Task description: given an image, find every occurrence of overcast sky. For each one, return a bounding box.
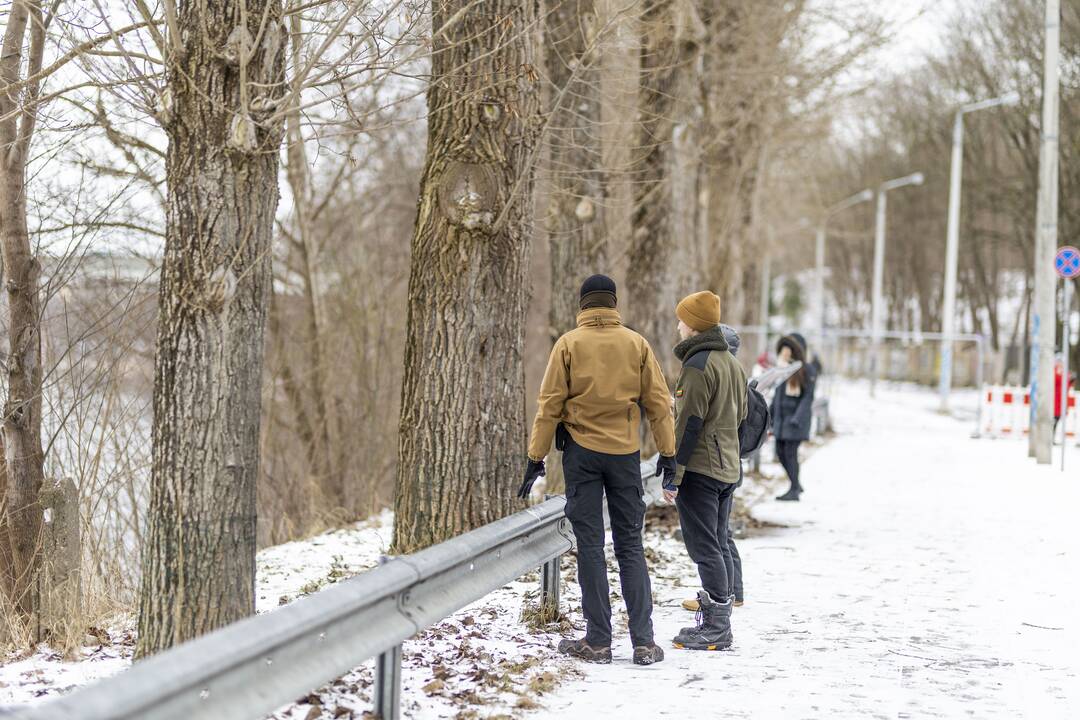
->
[873,0,957,72]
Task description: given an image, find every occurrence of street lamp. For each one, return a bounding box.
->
[938,91,1021,411]
[871,172,924,396]
[816,189,873,345]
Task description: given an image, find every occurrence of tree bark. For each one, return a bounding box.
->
[0,0,49,633]
[137,0,286,657]
[626,0,701,356]
[392,0,542,553]
[546,0,609,339]
[543,0,608,495]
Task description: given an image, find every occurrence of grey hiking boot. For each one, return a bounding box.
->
[632,643,665,665]
[557,637,612,664]
[672,591,733,651]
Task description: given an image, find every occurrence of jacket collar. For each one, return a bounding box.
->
[673,326,728,362]
[576,307,623,328]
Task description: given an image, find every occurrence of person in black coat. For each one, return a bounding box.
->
[771,334,816,501]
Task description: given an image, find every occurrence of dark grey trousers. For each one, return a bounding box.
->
[727,523,743,600]
[563,439,653,647]
[676,471,737,602]
[719,487,744,600]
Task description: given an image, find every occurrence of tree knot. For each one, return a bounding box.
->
[437,161,498,232]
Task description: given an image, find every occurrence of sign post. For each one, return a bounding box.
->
[1054,245,1079,470]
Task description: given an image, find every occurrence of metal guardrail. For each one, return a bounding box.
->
[14,498,573,720]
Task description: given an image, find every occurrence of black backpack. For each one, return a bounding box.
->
[738,379,770,458]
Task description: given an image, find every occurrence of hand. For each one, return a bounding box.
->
[663,487,678,503]
[655,455,676,487]
[518,458,546,500]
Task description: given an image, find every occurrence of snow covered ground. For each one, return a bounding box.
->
[4,380,1077,719]
[0,508,582,719]
[539,381,1080,719]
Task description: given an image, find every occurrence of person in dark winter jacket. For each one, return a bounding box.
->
[681,323,744,614]
[771,334,816,501]
[523,274,675,666]
[788,331,823,379]
[665,292,747,651]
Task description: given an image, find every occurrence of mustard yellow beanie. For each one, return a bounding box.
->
[676,291,721,331]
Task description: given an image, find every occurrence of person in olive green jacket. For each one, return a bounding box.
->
[664,291,747,651]
[521,274,676,667]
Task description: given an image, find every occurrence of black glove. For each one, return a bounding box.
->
[655,455,677,491]
[518,458,546,499]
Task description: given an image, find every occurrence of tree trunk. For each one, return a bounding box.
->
[281,13,343,512]
[137,0,286,657]
[392,0,542,553]
[543,0,609,495]
[626,0,701,357]
[0,0,49,635]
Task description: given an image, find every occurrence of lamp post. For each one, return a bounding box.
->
[816,189,873,346]
[871,172,924,396]
[938,91,1021,412]
[758,224,774,358]
[1032,0,1060,463]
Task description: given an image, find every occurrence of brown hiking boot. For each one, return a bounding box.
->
[557,637,612,664]
[633,644,665,665]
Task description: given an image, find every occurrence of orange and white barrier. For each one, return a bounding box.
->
[980,385,1077,439]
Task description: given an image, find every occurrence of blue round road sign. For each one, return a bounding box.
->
[1056,246,1080,279]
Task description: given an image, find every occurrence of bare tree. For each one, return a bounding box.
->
[0,0,54,636]
[539,0,618,494]
[392,0,542,553]
[136,0,287,656]
[625,0,702,356]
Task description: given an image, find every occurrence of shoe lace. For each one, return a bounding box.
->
[695,608,704,628]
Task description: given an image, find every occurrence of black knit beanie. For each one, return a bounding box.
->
[579,274,617,309]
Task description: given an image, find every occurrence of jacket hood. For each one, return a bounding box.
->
[673,326,728,362]
[576,307,622,328]
[719,324,740,356]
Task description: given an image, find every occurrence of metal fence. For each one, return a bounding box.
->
[12,498,573,720]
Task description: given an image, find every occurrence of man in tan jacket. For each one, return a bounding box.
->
[522,274,676,666]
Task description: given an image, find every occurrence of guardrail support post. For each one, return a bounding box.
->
[374,644,401,720]
[541,554,561,619]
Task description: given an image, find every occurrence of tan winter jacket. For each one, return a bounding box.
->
[528,308,676,460]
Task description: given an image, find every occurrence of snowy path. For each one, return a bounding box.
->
[537,382,1080,719]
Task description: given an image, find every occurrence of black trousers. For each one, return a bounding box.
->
[563,439,653,647]
[675,471,737,602]
[776,439,802,490]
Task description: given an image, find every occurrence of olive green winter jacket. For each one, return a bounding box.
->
[672,327,748,485]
